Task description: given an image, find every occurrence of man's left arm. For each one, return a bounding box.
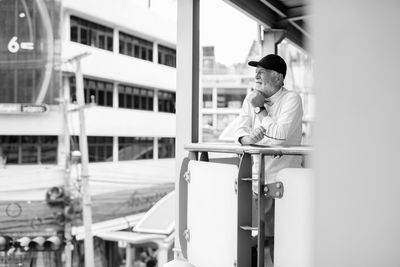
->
[259,93,303,145]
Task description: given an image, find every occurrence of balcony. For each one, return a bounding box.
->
[173,143,312,267]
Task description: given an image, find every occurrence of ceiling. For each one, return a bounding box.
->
[226,0,309,50]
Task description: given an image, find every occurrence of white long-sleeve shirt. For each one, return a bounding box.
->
[234,87,303,184]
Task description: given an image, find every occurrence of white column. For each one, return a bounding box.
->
[153,42,159,64]
[113,29,119,54]
[262,30,285,55]
[125,244,132,267]
[113,81,118,108]
[113,136,118,162]
[313,1,400,266]
[154,89,159,112]
[158,243,170,267]
[165,0,199,265]
[154,137,159,159]
[58,76,71,166]
[212,87,218,132]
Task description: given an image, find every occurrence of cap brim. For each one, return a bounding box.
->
[248,61,259,67]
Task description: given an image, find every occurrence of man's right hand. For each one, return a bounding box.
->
[239,126,266,145]
[248,90,266,107]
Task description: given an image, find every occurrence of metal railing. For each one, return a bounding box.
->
[182,143,313,267]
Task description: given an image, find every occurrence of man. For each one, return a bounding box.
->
[234,54,303,264]
[235,54,303,181]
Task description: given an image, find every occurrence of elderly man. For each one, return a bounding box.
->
[234,54,303,264]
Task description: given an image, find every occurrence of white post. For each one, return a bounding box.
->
[154,138,159,160]
[75,59,95,267]
[158,242,170,267]
[153,42,159,64]
[126,244,132,267]
[113,136,118,162]
[62,76,73,267]
[164,0,199,266]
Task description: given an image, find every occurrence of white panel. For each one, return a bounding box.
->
[0,109,63,135]
[133,192,175,235]
[275,168,315,267]
[61,42,176,91]
[68,106,175,137]
[187,161,238,267]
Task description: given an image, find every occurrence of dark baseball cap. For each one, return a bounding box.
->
[248,54,287,78]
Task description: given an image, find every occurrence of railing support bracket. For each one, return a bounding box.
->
[264,181,284,198]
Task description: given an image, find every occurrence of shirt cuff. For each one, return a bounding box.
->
[234,130,249,144]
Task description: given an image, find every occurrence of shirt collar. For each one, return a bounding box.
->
[265,87,284,106]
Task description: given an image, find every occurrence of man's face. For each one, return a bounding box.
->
[254,66,281,98]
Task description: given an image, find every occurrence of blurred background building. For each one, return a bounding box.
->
[0,0,176,266]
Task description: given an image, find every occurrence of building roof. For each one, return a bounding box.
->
[226,0,309,50]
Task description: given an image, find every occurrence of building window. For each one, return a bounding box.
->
[70,77,113,107]
[118,84,154,111]
[70,16,113,51]
[158,90,175,113]
[119,32,153,62]
[158,45,176,67]
[71,136,113,162]
[88,136,113,162]
[118,137,154,160]
[0,136,57,164]
[158,138,175,158]
[217,88,247,108]
[203,88,213,108]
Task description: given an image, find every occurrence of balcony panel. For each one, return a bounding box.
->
[0,109,63,135]
[62,42,176,91]
[68,106,176,137]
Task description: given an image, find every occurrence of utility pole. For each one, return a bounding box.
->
[67,52,94,267]
[62,76,73,267]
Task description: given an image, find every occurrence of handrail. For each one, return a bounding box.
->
[184,143,313,156]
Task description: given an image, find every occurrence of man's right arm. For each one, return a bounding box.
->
[234,94,266,145]
[234,95,252,144]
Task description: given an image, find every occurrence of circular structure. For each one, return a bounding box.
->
[5,202,22,218]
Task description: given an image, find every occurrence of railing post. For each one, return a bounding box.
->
[237,153,252,267]
[257,154,265,267]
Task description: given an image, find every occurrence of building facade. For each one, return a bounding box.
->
[0,0,176,266]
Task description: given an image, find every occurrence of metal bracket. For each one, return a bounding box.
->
[183,229,190,242]
[184,170,191,183]
[263,181,284,198]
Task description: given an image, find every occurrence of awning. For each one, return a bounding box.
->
[72,212,145,241]
[132,191,175,235]
[96,231,166,244]
[92,192,175,247]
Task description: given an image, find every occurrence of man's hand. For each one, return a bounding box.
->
[239,126,266,145]
[248,90,266,107]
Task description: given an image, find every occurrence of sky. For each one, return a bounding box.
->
[132,0,258,66]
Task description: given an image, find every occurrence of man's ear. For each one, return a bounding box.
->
[278,73,284,82]
[272,73,282,84]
